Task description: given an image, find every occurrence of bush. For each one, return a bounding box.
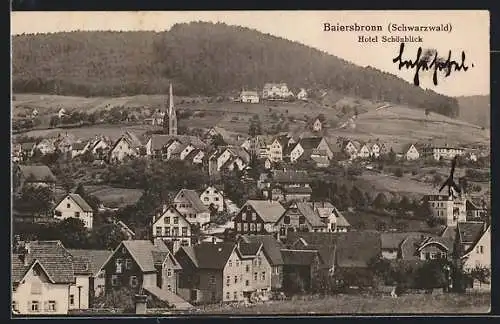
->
[394,168,403,177]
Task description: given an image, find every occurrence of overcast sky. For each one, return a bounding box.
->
[11,11,490,97]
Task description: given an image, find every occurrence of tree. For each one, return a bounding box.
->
[15,185,54,216]
[90,223,128,250]
[49,116,60,127]
[399,195,412,211]
[248,115,262,137]
[416,200,434,219]
[415,259,449,289]
[52,218,90,248]
[432,174,444,188]
[350,186,366,208]
[372,192,388,210]
[394,168,403,178]
[75,183,100,211]
[93,287,135,311]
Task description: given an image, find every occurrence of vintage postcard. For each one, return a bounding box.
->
[11,11,490,316]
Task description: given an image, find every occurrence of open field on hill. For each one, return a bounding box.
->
[195,292,490,314]
[356,171,437,198]
[83,185,143,208]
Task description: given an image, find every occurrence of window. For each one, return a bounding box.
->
[228,260,232,267]
[243,223,248,232]
[167,268,172,277]
[250,223,256,231]
[226,292,230,300]
[181,239,190,246]
[424,252,430,260]
[234,276,238,284]
[164,227,170,236]
[215,197,220,202]
[70,294,75,305]
[246,264,250,272]
[236,260,239,267]
[284,216,290,224]
[252,212,257,221]
[254,272,258,281]
[156,227,162,236]
[165,217,170,224]
[274,267,279,275]
[31,281,42,295]
[204,197,209,202]
[167,284,172,291]
[209,275,216,286]
[130,276,138,287]
[174,217,179,225]
[172,227,179,236]
[246,280,250,286]
[242,212,247,221]
[226,276,230,286]
[116,259,123,273]
[47,300,56,312]
[182,227,188,237]
[299,216,306,225]
[30,301,40,312]
[111,275,119,287]
[67,203,71,208]
[74,211,80,218]
[234,291,238,300]
[261,272,266,281]
[236,223,242,232]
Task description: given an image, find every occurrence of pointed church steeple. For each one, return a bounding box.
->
[168,83,177,136]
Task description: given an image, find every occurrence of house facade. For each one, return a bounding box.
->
[297,88,308,101]
[233,200,285,235]
[240,91,260,103]
[403,144,420,160]
[424,194,467,226]
[275,202,326,240]
[152,205,193,253]
[53,194,94,229]
[312,119,322,132]
[200,186,224,212]
[173,189,211,227]
[422,144,466,161]
[108,137,137,163]
[262,83,293,99]
[461,225,490,271]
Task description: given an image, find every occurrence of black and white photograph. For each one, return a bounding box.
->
[11,10,490,316]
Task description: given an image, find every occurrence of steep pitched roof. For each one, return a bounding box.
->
[298,137,323,150]
[241,90,259,97]
[400,234,454,260]
[458,222,485,244]
[65,193,93,212]
[335,231,381,268]
[117,240,175,273]
[281,249,319,266]
[380,232,427,250]
[21,142,36,150]
[18,165,56,182]
[13,241,76,284]
[272,170,310,184]
[72,142,88,151]
[295,202,324,227]
[245,200,285,223]
[238,242,262,257]
[191,242,236,269]
[149,134,206,151]
[239,234,285,265]
[175,189,210,213]
[124,131,143,148]
[67,249,113,276]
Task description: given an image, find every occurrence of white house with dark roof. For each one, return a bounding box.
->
[200,186,224,212]
[173,189,211,227]
[239,90,260,103]
[108,136,138,163]
[423,194,467,227]
[457,222,490,271]
[152,204,194,253]
[12,241,83,315]
[53,194,94,229]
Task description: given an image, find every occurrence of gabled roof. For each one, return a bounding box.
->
[191,242,236,269]
[241,90,259,97]
[175,189,210,213]
[400,234,454,260]
[458,222,485,244]
[285,232,338,268]
[244,200,285,223]
[149,134,206,151]
[239,234,285,265]
[331,206,350,227]
[58,193,93,212]
[283,186,313,194]
[67,249,113,276]
[380,232,428,250]
[184,148,203,161]
[335,231,381,268]
[18,165,56,182]
[72,142,88,151]
[12,241,76,284]
[272,170,310,184]
[238,242,262,257]
[294,202,324,227]
[466,199,486,210]
[124,131,143,148]
[153,204,189,225]
[21,142,36,150]
[298,137,323,150]
[112,240,175,273]
[281,249,319,266]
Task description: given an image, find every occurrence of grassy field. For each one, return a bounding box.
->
[195,292,490,315]
[84,185,143,208]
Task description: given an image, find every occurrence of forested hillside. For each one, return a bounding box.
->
[13,22,459,117]
[456,95,490,128]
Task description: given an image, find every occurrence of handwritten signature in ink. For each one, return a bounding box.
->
[392,43,473,86]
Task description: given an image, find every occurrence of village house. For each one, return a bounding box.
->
[12,143,22,163]
[458,222,490,271]
[262,83,293,100]
[35,138,57,155]
[12,241,81,315]
[369,141,382,158]
[423,194,467,227]
[313,202,351,233]
[422,140,466,161]
[312,118,322,132]
[144,110,165,126]
[356,143,372,159]
[67,249,113,301]
[55,133,76,155]
[101,239,191,309]
[15,164,57,193]
[173,189,211,227]
[466,198,488,220]
[145,134,206,160]
[297,88,308,101]
[58,108,66,119]
[87,137,110,158]
[233,200,286,235]
[262,170,312,202]
[275,202,326,239]
[237,241,273,297]
[396,143,420,161]
[289,137,333,163]
[239,90,260,103]
[199,186,224,212]
[237,235,286,291]
[380,232,448,260]
[208,146,250,176]
[341,140,360,160]
[152,204,194,253]
[20,142,37,161]
[108,132,142,163]
[71,142,89,158]
[53,193,94,229]
[267,135,290,162]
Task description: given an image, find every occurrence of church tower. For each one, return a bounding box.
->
[168,83,177,136]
